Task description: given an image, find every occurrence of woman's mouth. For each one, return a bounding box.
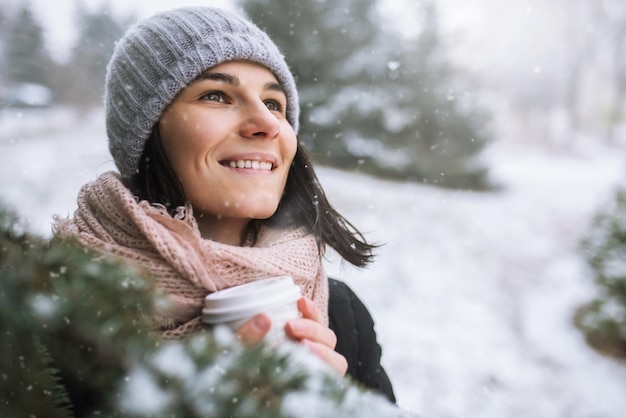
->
[220,159,274,171]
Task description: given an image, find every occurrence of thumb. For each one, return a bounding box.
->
[236,313,271,346]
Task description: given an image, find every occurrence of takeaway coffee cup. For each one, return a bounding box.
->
[202,276,302,344]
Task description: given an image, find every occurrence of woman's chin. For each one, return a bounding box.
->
[224,203,280,221]
[247,206,280,220]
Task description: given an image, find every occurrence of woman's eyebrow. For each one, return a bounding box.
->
[265,81,285,95]
[194,72,239,86]
[193,72,285,95]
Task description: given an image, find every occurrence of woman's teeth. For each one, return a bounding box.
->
[227,160,273,170]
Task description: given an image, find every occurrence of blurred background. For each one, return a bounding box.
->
[2,0,626,187]
[1,0,626,416]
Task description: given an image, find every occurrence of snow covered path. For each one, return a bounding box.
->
[1,108,626,417]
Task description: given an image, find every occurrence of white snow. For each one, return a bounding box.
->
[320,143,626,417]
[1,107,626,417]
[151,342,197,380]
[119,366,173,414]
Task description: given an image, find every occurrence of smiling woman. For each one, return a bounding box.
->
[157,61,297,245]
[53,6,395,404]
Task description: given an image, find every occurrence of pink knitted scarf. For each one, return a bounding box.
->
[54,171,328,338]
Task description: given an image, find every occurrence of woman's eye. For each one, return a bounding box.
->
[200,91,227,102]
[264,99,284,113]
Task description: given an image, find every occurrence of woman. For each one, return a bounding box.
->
[56,6,395,402]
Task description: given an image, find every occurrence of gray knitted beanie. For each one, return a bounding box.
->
[104,6,299,179]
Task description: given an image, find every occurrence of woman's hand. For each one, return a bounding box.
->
[235,297,348,376]
[286,297,348,376]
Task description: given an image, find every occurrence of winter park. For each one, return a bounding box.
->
[2,0,626,417]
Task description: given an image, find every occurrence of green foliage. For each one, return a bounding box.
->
[0,206,157,416]
[241,0,492,189]
[0,204,410,417]
[577,188,626,358]
[0,210,72,417]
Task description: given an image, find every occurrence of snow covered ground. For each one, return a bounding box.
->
[1,107,626,417]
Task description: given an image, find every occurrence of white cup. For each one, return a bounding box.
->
[202,276,302,344]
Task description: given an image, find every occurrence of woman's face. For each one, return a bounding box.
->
[159,61,297,240]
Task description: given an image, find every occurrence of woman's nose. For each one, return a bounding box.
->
[239,101,281,140]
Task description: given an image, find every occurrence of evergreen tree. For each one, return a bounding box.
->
[0,203,412,417]
[3,4,51,87]
[376,2,490,188]
[60,4,132,107]
[240,0,492,189]
[576,188,626,358]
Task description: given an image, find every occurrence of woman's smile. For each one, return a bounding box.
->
[219,152,278,173]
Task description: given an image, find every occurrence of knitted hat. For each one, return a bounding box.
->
[104,6,299,179]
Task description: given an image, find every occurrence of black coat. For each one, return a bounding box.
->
[328,278,396,403]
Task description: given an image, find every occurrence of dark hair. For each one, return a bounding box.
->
[130,125,376,267]
[131,126,186,212]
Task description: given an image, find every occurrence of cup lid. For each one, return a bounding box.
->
[202,276,301,324]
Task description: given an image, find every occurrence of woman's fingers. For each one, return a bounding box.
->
[285,316,337,349]
[234,298,348,375]
[235,313,271,345]
[302,339,349,375]
[285,297,346,375]
[297,296,324,324]
[285,318,345,374]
